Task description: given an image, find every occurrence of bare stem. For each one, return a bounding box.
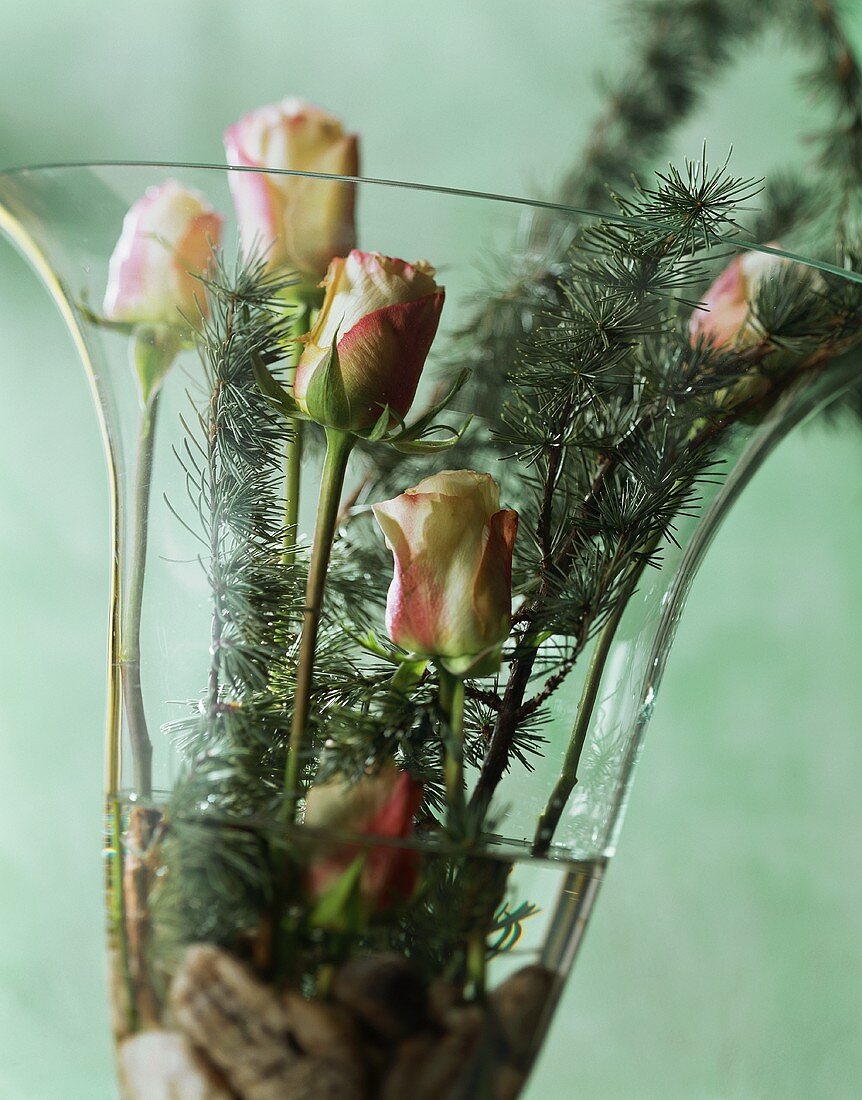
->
[120,392,161,799]
[438,667,467,829]
[531,571,639,856]
[283,422,304,566]
[283,298,315,566]
[284,427,354,816]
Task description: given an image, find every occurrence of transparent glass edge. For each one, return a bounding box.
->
[1,160,859,286]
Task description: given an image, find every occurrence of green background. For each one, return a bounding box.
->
[0,2,860,1096]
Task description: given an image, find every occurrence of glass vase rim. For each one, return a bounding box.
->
[0,158,615,218]
[1,158,858,285]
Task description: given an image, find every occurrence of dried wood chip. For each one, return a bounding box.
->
[488,964,556,1064]
[332,953,428,1042]
[169,945,367,1100]
[169,944,299,1099]
[282,990,365,1075]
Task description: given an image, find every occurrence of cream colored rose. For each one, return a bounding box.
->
[304,763,424,910]
[295,250,444,430]
[103,180,222,327]
[373,470,518,673]
[689,246,789,349]
[224,98,359,275]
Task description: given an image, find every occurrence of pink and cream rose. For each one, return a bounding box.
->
[295,249,445,430]
[103,181,222,328]
[304,764,424,910]
[373,471,518,673]
[224,98,359,275]
[689,245,788,350]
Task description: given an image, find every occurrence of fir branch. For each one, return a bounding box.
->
[153,257,309,958]
[801,0,862,201]
[793,0,862,422]
[560,0,776,211]
[449,0,862,444]
[469,156,862,817]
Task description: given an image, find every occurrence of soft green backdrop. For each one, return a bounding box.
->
[0,2,860,1097]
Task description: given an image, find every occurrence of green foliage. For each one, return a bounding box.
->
[147,0,862,979]
[153,255,301,957]
[470,151,862,811]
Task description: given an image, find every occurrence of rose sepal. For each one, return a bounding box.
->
[79,301,139,335]
[389,657,429,698]
[339,626,429,709]
[254,339,361,432]
[133,324,183,405]
[307,855,365,934]
[437,644,504,680]
[79,302,205,357]
[361,367,472,452]
[253,352,471,453]
[251,351,301,419]
[341,626,421,667]
[387,420,472,454]
[302,336,354,428]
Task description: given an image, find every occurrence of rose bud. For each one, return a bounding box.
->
[103,180,222,328]
[372,470,518,675]
[689,245,788,350]
[304,763,424,910]
[295,250,445,430]
[224,98,359,276]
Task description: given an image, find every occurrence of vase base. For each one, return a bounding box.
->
[106,796,605,1100]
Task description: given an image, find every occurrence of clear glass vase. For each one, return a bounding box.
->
[0,162,856,1100]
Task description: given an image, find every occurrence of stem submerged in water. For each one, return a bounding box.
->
[120,391,161,799]
[532,549,655,856]
[285,427,355,816]
[107,796,135,1032]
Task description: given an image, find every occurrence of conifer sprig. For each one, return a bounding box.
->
[149,1,862,966]
[469,155,862,818]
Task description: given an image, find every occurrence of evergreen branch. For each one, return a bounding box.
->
[468,149,862,816]
[532,536,658,856]
[464,686,503,712]
[559,0,775,211]
[803,0,862,201]
[519,649,579,719]
[153,257,310,958]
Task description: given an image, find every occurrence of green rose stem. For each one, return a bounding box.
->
[119,394,167,1029]
[467,927,487,1000]
[530,601,627,857]
[283,419,303,565]
[531,538,660,856]
[120,390,161,800]
[437,666,467,829]
[284,426,355,817]
[118,328,180,798]
[282,294,318,566]
[439,664,484,994]
[115,329,178,1031]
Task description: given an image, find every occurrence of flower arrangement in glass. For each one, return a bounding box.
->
[2,13,862,1093]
